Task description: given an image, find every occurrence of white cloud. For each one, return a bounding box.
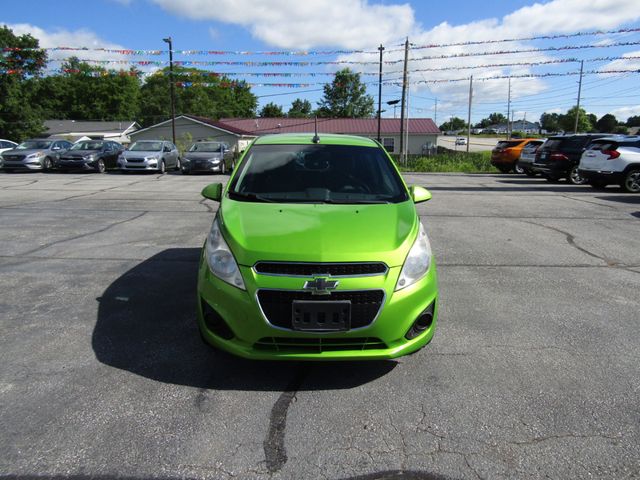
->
[609,105,640,120]
[599,50,640,73]
[151,0,415,49]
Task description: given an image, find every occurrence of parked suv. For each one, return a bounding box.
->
[118,140,180,173]
[491,138,539,173]
[531,134,608,184]
[1,139,72,172]
[56,140,125,173]
[578,136,640,193]
[515,139,545,176]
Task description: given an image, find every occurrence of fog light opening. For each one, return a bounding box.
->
[405,301,435,340]
[201,300,235,340]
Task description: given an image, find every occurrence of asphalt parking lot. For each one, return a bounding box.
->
[1,171,639,480]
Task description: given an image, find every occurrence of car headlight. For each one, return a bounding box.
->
[205,217,245,290]
[84,154,96,161]
[27,151,45,159]
[395,222,432,291]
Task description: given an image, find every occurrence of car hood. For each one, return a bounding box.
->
[2,148,44,156]
[62,150,100,157]
[185,152,223,160]
[123,150,162,157]
[219,199,418,267]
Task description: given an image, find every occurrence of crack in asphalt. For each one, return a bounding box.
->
[199,198,215,213]
[263,368,308,474]
[17,211,148,256]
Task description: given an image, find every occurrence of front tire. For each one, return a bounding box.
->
[220,161,226,175]
[175,157,181,171]
[159,160,166,174]
[96,159,106,173]
[514,163,525,174]
[43,157,53,172]
[621,169,640,193]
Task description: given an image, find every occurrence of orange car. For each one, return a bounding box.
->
[491,138,539,173]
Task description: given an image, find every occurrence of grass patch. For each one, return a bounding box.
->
[393,151,498,173]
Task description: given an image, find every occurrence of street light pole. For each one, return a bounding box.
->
[376,44,384,143]
[163,36,176,145]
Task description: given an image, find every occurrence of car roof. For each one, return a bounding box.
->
[590,135,640,142]
[253,133,379,147]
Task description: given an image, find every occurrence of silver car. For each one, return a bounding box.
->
[516,139,545,176]
[181,141,234,174]
[0,139,73,172]
[118,140,180,173]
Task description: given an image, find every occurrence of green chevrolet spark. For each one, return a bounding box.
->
[197,133,438,360]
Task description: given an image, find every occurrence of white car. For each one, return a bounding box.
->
[455,137,467,146]
[0,139,18,154]
[578,135,640,193]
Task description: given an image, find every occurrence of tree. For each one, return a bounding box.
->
[439,117,467,131]
[488,112,507,125]
[138,68,257,126]
[626,115,640,127]
[559,106,593,133]
[259,102,284,117]
[0,26,48,140]
[316,68,374,118]
[596,114,618,133]
[288,98,312,118]
[540,112,561,132]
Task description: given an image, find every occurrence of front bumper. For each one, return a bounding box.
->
[119,158,161,171]
[197,257,438,360]
[1,159,45,170]
[57,159,97,170]
[182,159,224,173]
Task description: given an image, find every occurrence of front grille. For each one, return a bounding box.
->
[254,262,387,277]
[126,158,145,163]
[4,155,24,161]
[125,165,145,169]
[257,289,384,330]
[254,336,387,353]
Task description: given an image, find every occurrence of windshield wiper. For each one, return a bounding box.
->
[317,198,391,204]
[228,191,276,203]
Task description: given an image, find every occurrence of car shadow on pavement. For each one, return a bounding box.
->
[595,195,640,205]
[92,248,396,392]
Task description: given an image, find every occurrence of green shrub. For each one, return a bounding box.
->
[394,151,497,173]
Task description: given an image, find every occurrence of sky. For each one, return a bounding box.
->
[2,0,640,126]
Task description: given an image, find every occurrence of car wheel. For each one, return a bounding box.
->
[496,165,511,174]
[514,163,525,174]
[220,161,226,175]
[569,166,587,185]
[159,160,166,174]
[621,169,640,193]
[43,157,53,172]
[175,157,181,171]
[524,169,537,177]
[96,159,106,173]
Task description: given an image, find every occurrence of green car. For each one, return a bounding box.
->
[197,133,438,360]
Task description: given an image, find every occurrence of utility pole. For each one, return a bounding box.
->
[399,38,409,165]
[506,76,511,140]
[163,37,176,145]
[574,60,584,134]
[376,44,384,143]
[466,75,473,153]
[434,98,438,126]
[406,73,410,160]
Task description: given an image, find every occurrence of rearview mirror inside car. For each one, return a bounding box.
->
[201,183,223,202]
[409,185,432,204]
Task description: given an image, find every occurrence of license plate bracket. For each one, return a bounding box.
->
[292,300,351,332]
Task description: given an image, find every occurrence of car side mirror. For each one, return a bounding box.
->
[409,185,432,204]
[201,183,223,202]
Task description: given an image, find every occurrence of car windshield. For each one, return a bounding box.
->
[228,144,409,204]
[129,141,163,151]
[189,142,222,152]
[17,140,52,150]
[70,141,104,151]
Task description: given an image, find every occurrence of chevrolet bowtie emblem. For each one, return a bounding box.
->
[303,276,339,295]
